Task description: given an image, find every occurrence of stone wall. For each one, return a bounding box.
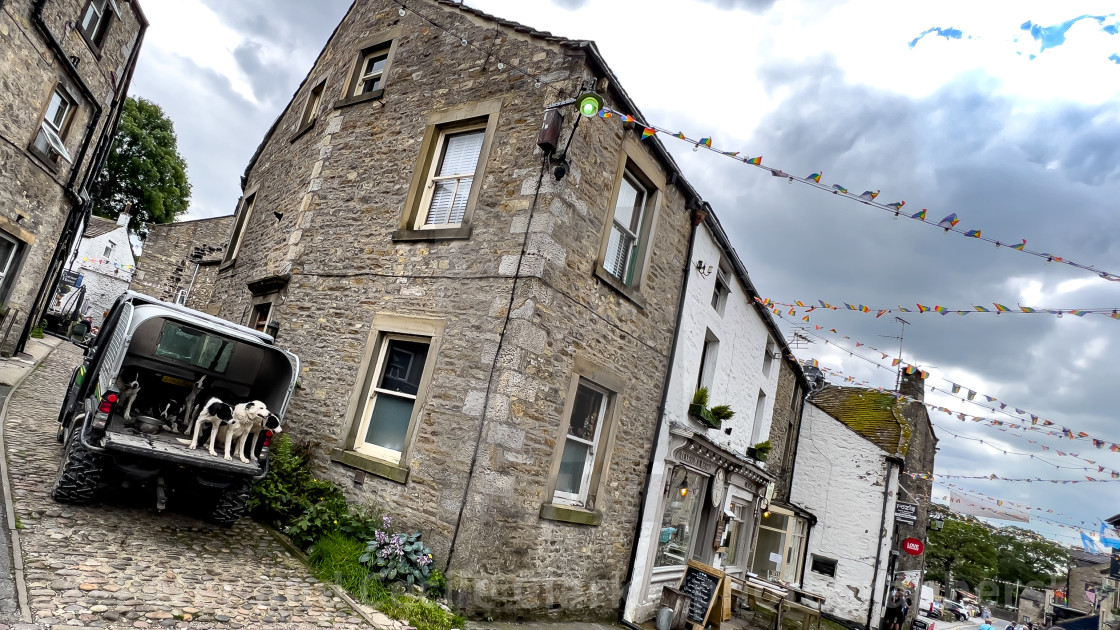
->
[894,371,937,627]
[204,0,693,620]
[130,216,233,309]
[1067,562,1109,613]
[767,358,805,504]
[794,402,898,625]
[0,0,143,353]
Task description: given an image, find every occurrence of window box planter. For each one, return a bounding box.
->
[688,403,720,429]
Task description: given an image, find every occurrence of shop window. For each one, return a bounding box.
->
[723,502,749,568]
[811,555,837,578]
[655,466,706,567]
[751,507,807,582]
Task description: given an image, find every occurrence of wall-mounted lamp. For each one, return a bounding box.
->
[695,260,714,277]
[577,91,604,118]
[930,517,944,531]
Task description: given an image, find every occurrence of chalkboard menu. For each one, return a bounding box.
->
[679,559,725,627]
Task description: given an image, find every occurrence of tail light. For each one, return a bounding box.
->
[262,430,273,448]
[97,392,119,414]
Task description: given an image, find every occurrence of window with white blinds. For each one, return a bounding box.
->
[603,172,649,286]
[418,128,485,228]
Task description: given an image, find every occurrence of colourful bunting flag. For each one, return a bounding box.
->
[917,304,930,313]
[966,229,982,238]
[967,390,977,400]
[721,151,739,157]
[876,310,887,318]
[938,213,960,230]
[833,184,848,194]
[891,358,901,366]
[933,306,947,314]
[973,305,990,312]
[994,303,1012,313]
[807,172,822,183]
[598,110,612,119]
[641,127,656,139]
[746,156,762,165]
[919,370,929,379]
[885,201,905,211]
[951,384,961,393]
[699,137,712,148]
[859,190,879,201]
[1013,239,1026,251]
[675,132,686,140]
[1020,306,1036,313]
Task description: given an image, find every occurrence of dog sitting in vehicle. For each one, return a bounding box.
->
[114,369,142,421]
[182,397,235,456]
[246,413,282,461]
[180,375,207,435]
[154,399,185,432]
[215,401,271,463]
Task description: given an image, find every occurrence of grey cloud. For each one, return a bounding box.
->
[549,0,589,9]
[697,0,779,13]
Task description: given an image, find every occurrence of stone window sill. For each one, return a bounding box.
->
[27,144,62,174]
[592,265,647,310]
[539,502,602,526]
[289,118,316,143]
[391,226,472,242]
[334,88,385,111]
[218,259,236,272]
[330,448,409,484]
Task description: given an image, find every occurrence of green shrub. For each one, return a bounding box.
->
[692,387,709,407]
[709,405,735,421]
[359,515,434,587]
[248,433,346,537]
[426,569,446,598]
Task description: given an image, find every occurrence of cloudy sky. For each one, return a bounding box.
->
[129,0,1120,550]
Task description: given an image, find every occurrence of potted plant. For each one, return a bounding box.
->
[688,388,725,429]
[747,440,772,462]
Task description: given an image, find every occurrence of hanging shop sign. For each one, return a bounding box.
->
[895,502,918,525]
[903,538,925,556]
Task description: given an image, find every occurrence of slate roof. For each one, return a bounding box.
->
[810,386,911,457]
[1069,548,1109,566]
[83,216,121,239]
[1020,588,1045,603]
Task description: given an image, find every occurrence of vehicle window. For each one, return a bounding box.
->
[154,321,234,373]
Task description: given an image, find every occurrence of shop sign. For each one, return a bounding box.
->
[677,450,716,473]
[903,537,924,556]
[895,501,918,525]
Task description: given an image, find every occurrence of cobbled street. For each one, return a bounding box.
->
[1,342,373,629]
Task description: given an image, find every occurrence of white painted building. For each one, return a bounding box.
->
[623,210,798,623]
[791,387,909,628]
[61,214,135,326]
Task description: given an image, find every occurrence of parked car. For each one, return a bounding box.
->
[51,291,299,525]
[942,601,969,622]
[922,601,943,619]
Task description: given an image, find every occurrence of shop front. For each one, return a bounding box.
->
[626,424,773,623]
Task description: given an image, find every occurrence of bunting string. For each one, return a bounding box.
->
[597,106,1120,284]
[80,257,135,271]
[776,310,1120,449]
[930,482,1105,530]
[756,296,1120,321]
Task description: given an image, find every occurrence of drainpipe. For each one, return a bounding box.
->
[867,457,900,630]
[18,0,148,353]
[617,198,705,630]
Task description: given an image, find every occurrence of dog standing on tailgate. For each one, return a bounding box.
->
[183,397,235,456]
[114,369,142,421]
[179,375,207,435]
[246,413,282,461]
[216,401,271,463]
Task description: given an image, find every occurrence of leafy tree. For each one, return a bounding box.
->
[992,527,1068,595]
[925,518,998,591]
[90,97,190,236]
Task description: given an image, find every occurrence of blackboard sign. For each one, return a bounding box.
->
[679,559,724,627]
[60,270,82,288]
[895,502,917,525]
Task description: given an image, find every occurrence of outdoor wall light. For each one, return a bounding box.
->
[577,91,604,117]
[680,477,689,498]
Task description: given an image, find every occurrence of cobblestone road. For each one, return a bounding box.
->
[1,343,373,629]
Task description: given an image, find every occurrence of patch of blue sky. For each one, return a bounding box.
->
[909,26,964,49]
[1020,14,1116,52]
[1110,53,1120,64]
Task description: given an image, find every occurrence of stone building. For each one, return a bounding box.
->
[622,209,809,623]
[57,212,133,326]
[204,0,715,619]
[0,0,147,354]
[129,216,233,313]
[792,386,911,627]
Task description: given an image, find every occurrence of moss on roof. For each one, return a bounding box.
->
[811,386,911,457]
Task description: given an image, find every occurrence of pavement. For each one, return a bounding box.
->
[0,341,399,629]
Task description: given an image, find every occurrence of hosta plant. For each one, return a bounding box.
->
[358,516,435,587]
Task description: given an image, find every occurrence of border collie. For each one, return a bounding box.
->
[114,369,141,421]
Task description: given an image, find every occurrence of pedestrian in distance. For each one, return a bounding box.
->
[885,589,906,630]
[983,607,992,622]
[979,621,995,630]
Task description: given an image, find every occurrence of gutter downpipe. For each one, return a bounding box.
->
[18,0,148,353]
[867,457,901,630]
[617,198,705,630]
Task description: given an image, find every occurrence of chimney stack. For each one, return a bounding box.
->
[899,370,925,402]
[116,212,130,227]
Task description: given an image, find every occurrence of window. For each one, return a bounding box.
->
[103,242,115,257]
[79,0,117,50]
[751,508,808,582]
[339,31,399,108]
[762,338,776,378]
[154,322,234,373]
[175,289,187,305]
[32,88,74,164]
[811,555,837,578]
[712,265,730,313]
[604,172,650,286]
[250,303,271,332]
[395,99,501,241]
[222,192,256,265]
[301,81,325,126]
[594,137,665,300]
[354,335,431,464]
[0,232,23,303]
[655,466,706,567]
[353,47,389,96]
[553,381,611,506]
[415,127,485,229]
[697,331,719,392]
[751,389,768,443]
[724,502,749,567]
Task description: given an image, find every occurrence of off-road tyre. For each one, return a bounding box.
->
[208,480,252,527]
[51,430,102,504]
